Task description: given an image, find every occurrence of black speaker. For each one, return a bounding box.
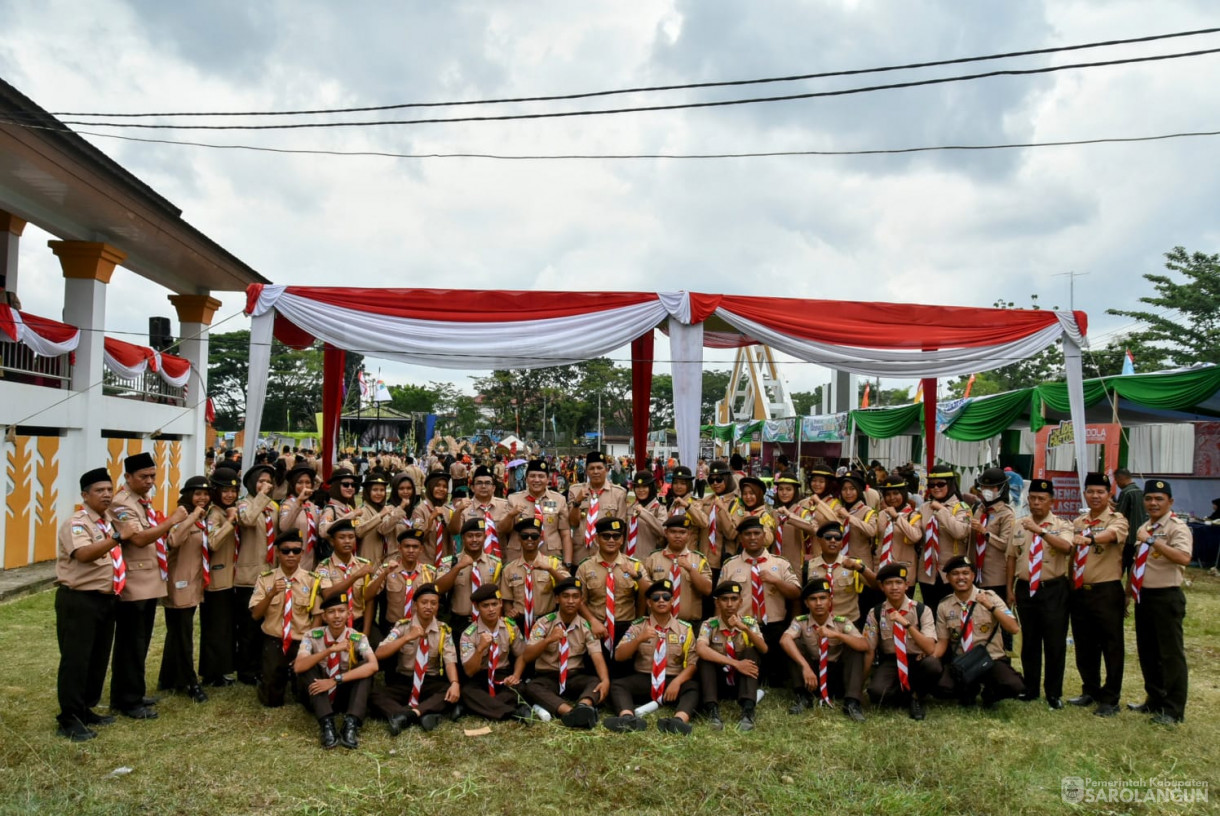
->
[149,316,173,351]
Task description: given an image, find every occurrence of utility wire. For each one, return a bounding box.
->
[45,26,1220,118]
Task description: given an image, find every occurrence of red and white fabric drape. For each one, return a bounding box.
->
[0,306,79,356]
[102,336,191,387]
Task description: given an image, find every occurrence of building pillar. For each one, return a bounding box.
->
[0,211,25,296]
[50,240,126,518]
[169,293,221,479]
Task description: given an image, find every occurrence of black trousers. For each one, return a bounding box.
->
[697,646,760,707]
[1135,587,1188,721]
[55,587,116,725]
[980,584,1013,651]
[460,669,523,720]
[302,664,371,720]
[1014,577,1069,699]
[110,597,158,710]
[757,622,788,688]
[867,654,943,704]
[258,634,301,707]
[522,671,603,714]
[372,674,453,718]
[158,606,199,691]
[1069,581,1125,705]
[199,588,235,680]
[856,587,884,629]
[918,579,952,615]
[233,586,261,680]
[936,654,1025,702]
[602,621,632,678]
[788,646,865,702]
[608,672,699,717]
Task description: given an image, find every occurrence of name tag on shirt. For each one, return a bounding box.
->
[175,580,189,589]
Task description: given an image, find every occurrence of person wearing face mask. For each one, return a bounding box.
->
[916,470,972,614]
[969,468,1016,652]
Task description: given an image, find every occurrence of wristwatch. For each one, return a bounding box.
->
[334,672,344,685]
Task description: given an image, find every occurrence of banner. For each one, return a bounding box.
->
[762,418,795,443]
[935,397,972,434]
[800,414,847,442]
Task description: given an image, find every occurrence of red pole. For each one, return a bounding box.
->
[922,377,937,470]
[630,332,654,471]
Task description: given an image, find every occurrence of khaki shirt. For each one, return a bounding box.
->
[317,500,358,541]
[411,499,454,564]
[626,497,668,561]
[351,503,392,565]
[278,497,322,572]
[236,493,278,587]
[382,616,455,676]
[863,598,935,657]
[204,506,237,592]
[528,612,598,673]
[917,499,972,583]
[620,615,697,675]
[697,615,765,657]
[164,516,209,609]
[719,552,799,623]
[499,555,570,620]
[315,555,372,618]
[575,553,644,623]
[249,567,329,639]
[458,618,524,672]
[695,488,740,569]
[877,507,922,586]
[570,483,629,560]
[841,502,879,571]
[109,486,167,601]
[803,553,864,621]
[935,588,1011,660]
[642,547,711,621]
[507,489,570,561]
[437,552,503,616]
[382,563,438,622]
[297,626,374,672]
[1008,512,1073,582]
[972,501,1015,587]
[56,507,117,593]
[455,497,513,556]
[1137,515,1192,590]
[784,614,858,662]
[1072,508,1130,585]
[773,503,812,567]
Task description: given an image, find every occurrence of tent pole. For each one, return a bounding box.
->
[922,377,937,471]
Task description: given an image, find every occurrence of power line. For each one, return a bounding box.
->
[33,47,1220,131]
[44,26,1220,119]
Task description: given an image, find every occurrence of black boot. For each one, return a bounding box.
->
[842,698,866,722]
[738,702,756,732]
[339,715,361,749]
[704,704,723,731]
[788,691,812,715]
[387,712,412,736]
[319,717,339,749]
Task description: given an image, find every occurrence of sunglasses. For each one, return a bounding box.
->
[600,533,623,540]
[708,476,726,484]
[820,535,843,542]
[338,482,356,489]
[928,481,949,488]
[519,534,541,541]
[279,547,303,555]
[651,593,673,602]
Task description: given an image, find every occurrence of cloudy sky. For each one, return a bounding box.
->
[2,0,1217,401]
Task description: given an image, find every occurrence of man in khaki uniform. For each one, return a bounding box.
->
[696,581,767,731]
[363,529,438,632]
[1005,478,1073,708]
[294,593,379,749]
[371,583,460,734]
[933,556,1023,707]
[499,517,570,633]
[521,576,609,729]
[54,468,122,741]
[641,515,712,625]
[1067,472,1129,717]
[863,563,940,720]
[108,452,187,719]
[448,466,514,561]
[781,578,869,721]
[803,521,875,623]
[316,519,376,634]
[568,452,629,563]
[507,459,572,563]
[458,585,529,722]
[436,517,503,634]
[576,517,645,675]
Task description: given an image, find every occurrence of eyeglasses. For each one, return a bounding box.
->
[820,535,843,542]
[928,481,949,488]
[473,480,494,487]
[708,476,725,484]
[600,533,623,540]
[338,482,355,489]
[651,593,673,602]
[279,547,303,555]
[519,534,541,541]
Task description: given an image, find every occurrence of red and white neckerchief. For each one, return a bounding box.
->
[196,517,211,589]
[706,501,719,554]
[557,620,571,694]
[893,612,910,692]
[138,497,169,581]
[1028,522,1047,596]
[324,630,342,701]
[401,568,419,619]
[585,489,602,548]
[531,495,545,524]
[817,632,830,703]
[722,625,737,687]
[824,563,836,602]
[841,506,854,548]
[99,518,126,595]
[470,560,483,622]
[1073,519,1101,589]
[409,633,428,708]
[665,551,683,613]
[602,560,616,645]
[281,576,294,654]
[975,509,990,584]
[263,504,277,564]
[333,559,355,625]
[433,505,447,567]
[626,514,638,557]
[1130,521,1160,602]
[960,601,976,652]
[879,516,895,569]
[923,514,940,579]
[774,509,785,552]
[487,635,501,697]
[522,559,536,632]
[747,556,766,623]
[303,502,317,554]
[481,505,501,558]
[650,622,668,703]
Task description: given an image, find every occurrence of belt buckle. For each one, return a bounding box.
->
[1083,584,1093,591]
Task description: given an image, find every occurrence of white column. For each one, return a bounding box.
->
[170,294,221,479]
[0,211,23,295]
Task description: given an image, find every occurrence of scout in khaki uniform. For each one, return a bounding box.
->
[499,517,570,633]
[772,472,816,566]
[641,515,713,625]
[351,470,394,565]
[916,470,972,614]
[249,531,330,707]
[690,460,739,576]
[932,556,1024,707]
[1004,478,1073,708]
[364,528,438,637]
[781,578,869,721]
[412,471,454,565]
[876,476,923,594]
[448,465,514,562]
[830,473,881,620]
[159,476,214,703]
[316,519,375,634]
[696,581,767,731]
[199,467,240,687]
[436,517,504,634]
[802,521,875,624]
[568,452,629,564]
[54,468,122,741]
[385,472,420,545]
[459,585,530,723]
[862,563,940,720]
[521,577,610,729]
[732,476,779,551]
[279,465,322,571]
[605,579,699,734]
[804,467,842,531]
[317,468,361,541]
[507,459,573,563]
[1127,480,1193,725]
[372,583,460,733]
[235,464,279,685]
[108,452,188,720]
[576,517,645,676]
[294,593,379,749]
[1067,472,1129,717]
[625,471,668,561]
[969,468,1016,651]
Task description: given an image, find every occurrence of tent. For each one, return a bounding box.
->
[241,284,1090,484]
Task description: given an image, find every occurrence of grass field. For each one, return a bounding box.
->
[1,572,1217,816]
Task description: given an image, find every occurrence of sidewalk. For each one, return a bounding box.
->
[0,561,56,603]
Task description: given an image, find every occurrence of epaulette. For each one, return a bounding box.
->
[576,557,592,567]
[633,616,646,625]
[309,628,324,637]
[542,611,558,623]
[705,617,721,628]
[488,553,502,564]
[626,556,641,564]
[833,615,846,622]
[308,571,321,579]
[350,632,364,641]
[674,618,693,631]
[439,622,452,634]
[355,556,370,564]
[260,569,275,577]
[463,623,479,637]
[795,614,809,622]
[395,617,409,625]
[506,619,520,632]
[741,615,758,626]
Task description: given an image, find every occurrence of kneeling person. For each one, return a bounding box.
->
[459,584,529,722]
[522,577,610,729]
[696,581,768,731]
[293,593,379,749]
[863,563,940,720]
[371,583,459,733]
[781,578,869,721]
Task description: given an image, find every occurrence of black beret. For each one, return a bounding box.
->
[645,578,674,599]
[320,593,348,610]
[473,465,494,481]
[1083,472,1111,489]
[586,451,606,465]
[595,517,624,534]
[1027,478,1054,495]
[736,516,764,534]
[712,581,742,598]
[943,555,973,574]
[210,467,241,490]
[181,475,210,494]
[413,582,440,601]
[631,471,655,487]
[554,576,582,595]
[397,528,425,543]
[514,517,543,534]
[875,562,910,584]
[738,476,767,494]
[817,521,844,538]
[242,464,275,495]
[124,452,156,474]
[327,518,355,537]
[801,578,832,599]
[470,584,501,604]
[276,530,303,547]
[1144,479,1172,497]
[460,517,486,535]
[424,470,449,487]
[671,466,694,481]
[708,460,731,477]
[526,459,549,474]
[663,514,691,529]
[80,467,112,491]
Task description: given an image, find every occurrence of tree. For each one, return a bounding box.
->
[701,369,732,423]
[1107,246,1220,368]
[650,373,674,430]
[388,383,437,415]
[946,296,1064,398]
[791,387,823,416]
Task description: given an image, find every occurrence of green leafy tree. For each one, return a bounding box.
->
[791,387,823,416]
[1107,246,1220,367]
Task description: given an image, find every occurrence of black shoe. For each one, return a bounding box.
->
[142,695,160,706]
[83,710,115,726]
[843,699,866,722]
[1047,697,1063,710]
[560,704,597,730]
[56,718,96,742]
[909,698,926,721]
[449,704,464,722]
[1017,691,1038,702]
[738,711,756,732]
[1093,703,1119,718]
[604,714,647,733]
[119,705,158,720]
[657,717,692,735]
[704,704,723,731]
[511,704,533,725]
[387,713,411,736]
[788,693,812,715]
[1127,701,1149,713]
[1150,713,1180,726]
[207,676,236,688]
[1067,694,1094,707]
[319,717,339,749]
[187,685,208,704]
[419,713,443,732]
[339,716,360,749]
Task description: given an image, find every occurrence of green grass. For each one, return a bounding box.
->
[2,572,1218,816]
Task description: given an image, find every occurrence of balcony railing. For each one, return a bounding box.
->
[0,341,72,389]
[103,369,186,406]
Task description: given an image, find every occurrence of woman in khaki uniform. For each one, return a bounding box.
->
[877,475,923,597]
[627,472,668,561]
[158,476,215,703]
[199,467,240,686]
[235,464,278,684]
[279,465,321,571]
